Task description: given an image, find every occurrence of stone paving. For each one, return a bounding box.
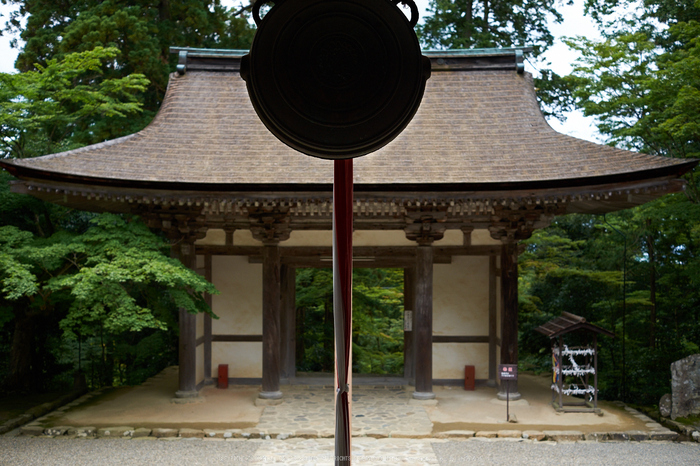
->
[3,372,696,445]
[255,385,434,439]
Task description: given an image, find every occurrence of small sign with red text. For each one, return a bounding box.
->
[498,364,518,380]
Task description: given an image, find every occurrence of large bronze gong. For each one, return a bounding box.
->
[241,0,430,159]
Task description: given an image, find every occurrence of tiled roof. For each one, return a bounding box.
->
[2,49,694,190]
[534,312,615,339]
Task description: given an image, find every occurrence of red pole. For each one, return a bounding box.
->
[333,159,353,465]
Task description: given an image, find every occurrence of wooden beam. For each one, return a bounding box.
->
[274,257,451,268]
[195,245,500,257]
[432,335,489,343]
[211,334,263,342]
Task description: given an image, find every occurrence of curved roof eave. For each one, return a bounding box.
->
[1,48,697,211]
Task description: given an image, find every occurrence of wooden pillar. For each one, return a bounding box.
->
[260,243,282,399]
[414,245,435,399]
[403,267,416,381]
[498,240,521,400]
[204,254,213,383]
[172,239,198,398]
[488,254,498,387]
[280,264,296,379]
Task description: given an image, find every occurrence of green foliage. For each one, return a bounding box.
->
[5,0,256,124]
[558,0,700,199]
[351,269,405,375]
[417,0,567,56]
[521,3,700,406]
[0,213,217,336]
[0,46,149,158]
[0,211,217,392]
[520,196,700,404]
[0,0,255,395]
[295,268,405,375]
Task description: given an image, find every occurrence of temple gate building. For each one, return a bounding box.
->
[1,48,695,401]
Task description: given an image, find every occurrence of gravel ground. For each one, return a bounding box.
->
[2,437,699,465]
[0,438,262,466]
[432,439,700,465]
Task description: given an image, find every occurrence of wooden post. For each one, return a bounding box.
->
[498,241,521,400]
[260,243,282,399]
[413,244,435,399]
[488,254,498,387]
[404,267,415,381]
[204,254,213,383]
[280,264,296,379]
[594,333,598,409]
[173,239,198,398]
[558,335,564,409]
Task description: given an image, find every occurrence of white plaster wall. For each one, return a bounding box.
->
[211,255,262,334]
[433,256,489,335]
[472,229,501,245]
[210,255,263,378]
[196,312,204,339]
[284,230,332,246]
[432,255,490,379]
[436,229,463,246]
[197,229,226,245]
[212,342,263,378]
[234,229,263,246]
[353,230,414,246]
[196,344,205,384]
[433,343,489,379]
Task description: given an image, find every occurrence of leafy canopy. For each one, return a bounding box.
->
[4,0,255,120]
[418,0,568,56]
[0,46,148,158]
[0,213,217,337]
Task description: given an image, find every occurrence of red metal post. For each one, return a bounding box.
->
[333,159,353,465]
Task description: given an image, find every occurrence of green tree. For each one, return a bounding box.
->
[0,212,217,392]
[524,2,700,405]
[0,46,148,158]
[417,0,567,56]
[0,0,255,394]
[295,268,405,375]
[4,0,256,135]
[519,197,700,404]
[557,0,700,193]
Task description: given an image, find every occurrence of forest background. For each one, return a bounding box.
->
[0,0,698,409]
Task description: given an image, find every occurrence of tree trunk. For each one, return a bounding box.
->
[464,0,473,43]
[8,309,40,393]
[646,222,657,349]
[482,0,490,37]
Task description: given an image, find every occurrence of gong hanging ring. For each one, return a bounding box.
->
[241,0,431,160]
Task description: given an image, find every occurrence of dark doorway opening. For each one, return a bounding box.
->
[295,268,405,376]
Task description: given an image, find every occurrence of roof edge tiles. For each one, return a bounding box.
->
[1,158,694,193]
